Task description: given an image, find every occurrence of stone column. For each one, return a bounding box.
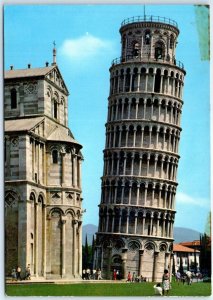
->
[73,154,77,187]
[152,72,156,93]
[160,75,164,93]
[73,220,78,276]
[127,100,131,119]
[121,183,125,203]
[142,212,146,234]
[128,183,132,205]
[126,211,129,234]
[156,128,159,149]
[149,128,152,146]
[143,100,147,119]
[42,204,47,278]
[134,213,138,234]
[141,128,144,147]
[34,202,38,277]
[118,129,122,147]
[107,246,112,279]
[122,248,128,279]
[32,139,35,180]
[154,155,158,177]
[61,217,66,277]
[129,72,133,92]
[106,213,109,232]
[167,76,170,94]
[61,152,66,186]
[136,183,140,206]
[138,154,142,176]
[125,129,129,147]
[121,99,125,119]
[138,249,144,276]
[135,99,139,118]
[144,184,148,206]
[145,73,148,92]
[118,212,122,233]
[150,213,154,235]
[164,103,168,122]
[158,186,162,207]
[153,251,159,281]
[131,154,134,175]
[137,72,141,91]
[146,154,150,176]
[123,155,127,175]
[165,252,170,270]
[156,214,160,236]
[158,103,161,121]
[133,129,136,147]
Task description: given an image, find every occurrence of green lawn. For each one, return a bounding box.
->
[5,281,211,297]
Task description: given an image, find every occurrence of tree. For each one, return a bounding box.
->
[82,234,89,269]
[172,255,176,274]
[194,248,197,273]
[199,233,211,276]
[187,256,190,271]
[179,254,184,275]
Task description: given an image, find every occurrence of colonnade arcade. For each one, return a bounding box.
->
[46,207,82,278]
[98,206,175,238]
[103,150,179,181]
[108,96,182,127]
[101,178,176,209]
[109,66,184,98]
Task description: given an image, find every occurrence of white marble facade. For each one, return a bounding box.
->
[95,16,186,281]
[5,58,83,279]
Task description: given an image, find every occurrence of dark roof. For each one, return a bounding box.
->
[173,244,200,253]
[4,66,55,79]
[5,117,44,132]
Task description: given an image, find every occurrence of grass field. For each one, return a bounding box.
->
[5,281,211,297]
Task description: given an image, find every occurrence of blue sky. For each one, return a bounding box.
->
[4,4,210,233]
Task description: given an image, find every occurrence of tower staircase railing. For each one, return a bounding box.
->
[121,15,178,28]
[111,55,184,70]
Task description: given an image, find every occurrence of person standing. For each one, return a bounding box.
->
[113,269,117,280]
[175,270,181,284]
[16,266,22,281]
[97,269,102,280]
[127,271,132,282]
[25,264,31,280]
[162,269,170,296]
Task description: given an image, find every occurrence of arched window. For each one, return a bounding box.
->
[132,41,140,57]
[53,100,57,119]
[11,88,17,109]
[144,30,151,45]
[155,41,165,60]
[52,150,58,164]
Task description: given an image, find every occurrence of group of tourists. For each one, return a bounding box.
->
[175,270,202,285]
[11,265,31,281]
[126,271,147,283]
[82,268,102,280]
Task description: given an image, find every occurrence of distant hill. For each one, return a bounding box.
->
[82,224,98,245]
[82,224,201,245]
[173,227,201,243]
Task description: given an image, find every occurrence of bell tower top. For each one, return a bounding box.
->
[118,15,183,70]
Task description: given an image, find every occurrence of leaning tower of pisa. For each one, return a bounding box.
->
[94,15,186,281]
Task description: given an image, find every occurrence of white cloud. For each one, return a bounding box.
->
[176,192,209,208]
[59,33,114,62]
